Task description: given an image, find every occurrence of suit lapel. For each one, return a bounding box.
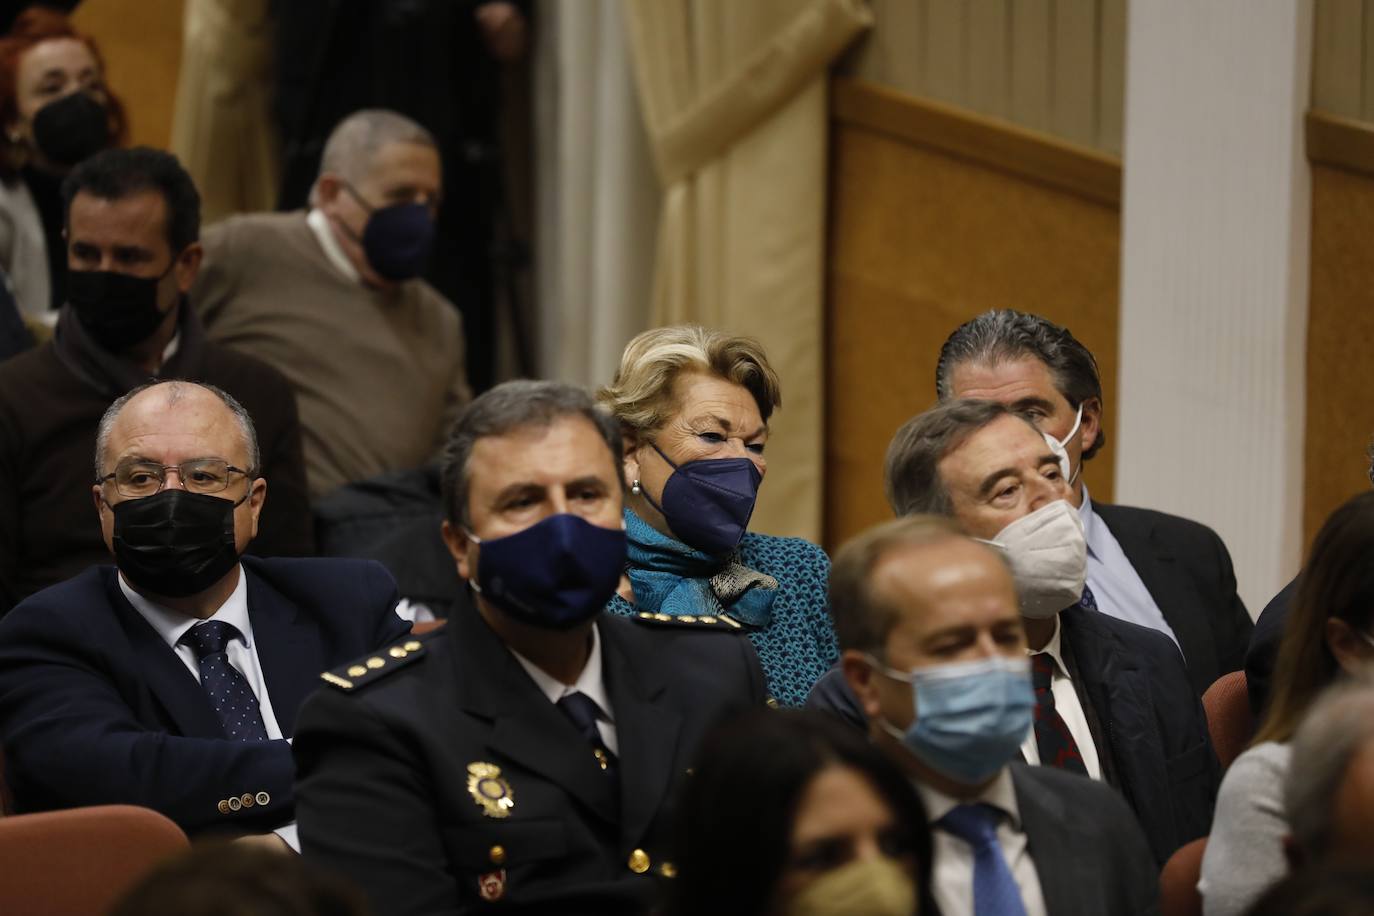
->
[600,618,681,849]
[450,610,620,826]
[247,569,323,736]
[109,578,223,738]
[1011,765,1100,916]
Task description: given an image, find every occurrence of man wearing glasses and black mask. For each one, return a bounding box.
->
[0,146,312,614]
[0,380,409,848]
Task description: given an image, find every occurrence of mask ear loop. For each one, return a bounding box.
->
[636,440,678,516]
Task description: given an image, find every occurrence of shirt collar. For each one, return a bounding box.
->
[118,565,252,650]
[509,624,613,721]
[915,766,1022,829]
[306,208,362,284]
[1078,485,1100,555]
[1026,613,1068,678]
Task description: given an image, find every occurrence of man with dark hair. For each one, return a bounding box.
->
[0,147,312,613]
[936,309,1251,696]
[812,399,1219,866]
[832,515,1159,914]
[0,381,407,843]
[294,380,766,916]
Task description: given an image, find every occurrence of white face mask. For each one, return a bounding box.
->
[979,499,1086,619]
[1043,403,1084,487]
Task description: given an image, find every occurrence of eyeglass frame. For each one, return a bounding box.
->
[95,457,256,499]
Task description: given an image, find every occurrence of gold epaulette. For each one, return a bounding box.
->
[320,633,431,691]
[630,610,743,630]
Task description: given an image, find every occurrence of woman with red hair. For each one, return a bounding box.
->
[0,6,125,326]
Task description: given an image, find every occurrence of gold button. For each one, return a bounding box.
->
[256,791,271,806]
[638,612,653,619]
[217,799,230,814]
[227,796,242,811]
[653,613,670,622]
[240,793,255,808]
[628,849,650,874]
[765,697,780,709]
[389,646,408,659]
[366,657,385,669]
[404,640,422,652]
[699,616,717,624]
[348,665,367,677]
[489,845,506,865]
[658,861,678,878]
[679,615,697,623]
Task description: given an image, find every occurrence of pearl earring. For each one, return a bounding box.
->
[631,479,641,494]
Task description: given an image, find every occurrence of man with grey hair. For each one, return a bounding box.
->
[811,398,1218,865]
[1285,678,1374,864]
[0,380,409,844]
[936,309,1251,697]
[194,108,471,501]
[294,380,765,915]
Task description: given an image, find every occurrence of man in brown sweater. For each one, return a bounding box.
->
[192,109,471,502]
[0,148,313,614]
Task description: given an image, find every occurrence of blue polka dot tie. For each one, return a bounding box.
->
[179,621,269,742]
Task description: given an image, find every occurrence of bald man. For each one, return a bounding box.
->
[193,109,471,501]
[0,380,409,842]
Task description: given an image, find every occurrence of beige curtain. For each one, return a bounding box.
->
[169,0,280,225]
[622,0,871,543]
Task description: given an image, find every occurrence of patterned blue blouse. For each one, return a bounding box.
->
[605,529,840,708]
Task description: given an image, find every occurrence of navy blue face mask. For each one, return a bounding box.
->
[342,183,435,281]
[641,441,762,555]
[468,513,627,630]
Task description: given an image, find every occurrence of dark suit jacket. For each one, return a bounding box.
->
[1243,577,1296,719]
[294,606,768,916]
[0,557,407,834]
[806,608,1219,866]
[1093,502,1252,696]
[1010,763,1160,915]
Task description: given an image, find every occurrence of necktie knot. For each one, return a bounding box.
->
[179,620,242,659]
[938,803,1003,849]
[1079,583,1098,611]
[1030,652,1055,691]
[556,691,604,738]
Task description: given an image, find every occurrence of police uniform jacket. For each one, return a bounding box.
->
[293,604,768,916]
[0,557,408,834]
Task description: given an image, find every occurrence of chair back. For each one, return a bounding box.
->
[1160,836,1208,916]
[1203,670,1253,771]
[0,805,189,916]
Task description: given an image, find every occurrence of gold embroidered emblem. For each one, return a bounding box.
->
[467,762,515,818]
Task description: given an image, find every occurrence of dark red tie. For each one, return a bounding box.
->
[1030,653,1088,775]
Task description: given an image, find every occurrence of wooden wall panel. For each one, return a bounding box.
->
[825,80,1121,548]
[850,0,1124,154]
[1304,160,1374,548]
[73,0,183,149]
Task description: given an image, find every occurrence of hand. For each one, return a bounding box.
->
[234,832,293,854]
[475,2,527,62]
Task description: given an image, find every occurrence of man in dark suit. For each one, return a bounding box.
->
[833,514,1158,914]
[293,380,767,915]
[0,380,408,846]
[819,398,1218,866]
[937,309,1252,696]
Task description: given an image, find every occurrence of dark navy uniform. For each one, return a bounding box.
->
[293,606,767,915]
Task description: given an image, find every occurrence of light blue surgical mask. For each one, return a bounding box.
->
[867,655,1035,785]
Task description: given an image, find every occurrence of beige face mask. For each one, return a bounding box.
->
[786,856,918,916]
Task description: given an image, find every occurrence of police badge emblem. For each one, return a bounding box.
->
[478,868,507,901]
[467,762,515,818]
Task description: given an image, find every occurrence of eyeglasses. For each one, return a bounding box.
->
[97,458,250,498]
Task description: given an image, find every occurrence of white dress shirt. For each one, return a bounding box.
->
[510,624,618,755]
[119,566,299,850]
[305,208,361,283]
[1080,487,1182,651]
[1020,615,1102,780]
[918,768,1049,916]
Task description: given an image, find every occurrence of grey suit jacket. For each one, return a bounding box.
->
[1011,763,1160,916]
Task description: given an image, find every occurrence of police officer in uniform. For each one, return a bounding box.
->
[294,380,767,915]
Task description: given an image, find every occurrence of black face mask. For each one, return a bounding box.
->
[68,266,173,352]
[111,489,245,598]
[31,91,110,167]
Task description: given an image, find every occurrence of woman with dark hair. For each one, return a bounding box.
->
[668,708,935,916]
[1199,490,1374,916]
[0,5,126,325]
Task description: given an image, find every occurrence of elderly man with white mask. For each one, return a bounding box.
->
[810,398,1219,869]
